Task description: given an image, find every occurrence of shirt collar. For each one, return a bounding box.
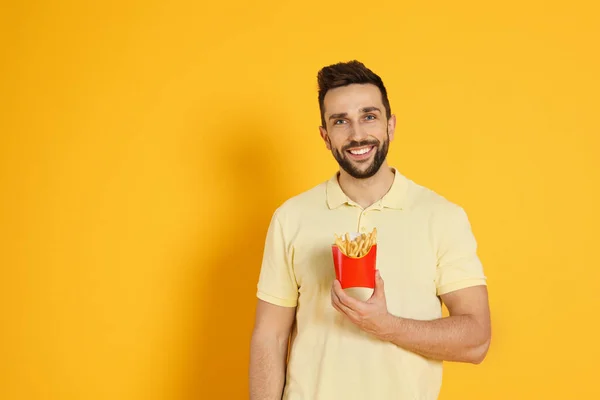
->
[326,167,409,210]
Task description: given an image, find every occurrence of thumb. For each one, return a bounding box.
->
[373,270,385,298]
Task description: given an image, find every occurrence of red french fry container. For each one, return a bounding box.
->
[332,244,377,289]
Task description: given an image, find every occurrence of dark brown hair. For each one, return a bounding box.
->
[317,60,391,128]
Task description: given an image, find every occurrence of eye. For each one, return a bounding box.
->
[365,114,376,121]
[334,119,346,125]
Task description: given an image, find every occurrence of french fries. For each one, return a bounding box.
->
[334,228,377,258]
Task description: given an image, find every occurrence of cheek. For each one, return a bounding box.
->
[328,133,347,149]
[370,122,387,133]
[370,127,388,141]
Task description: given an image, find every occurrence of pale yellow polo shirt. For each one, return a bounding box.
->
[256,168,487,400]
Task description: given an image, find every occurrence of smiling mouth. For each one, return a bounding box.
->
[346,145,375,156]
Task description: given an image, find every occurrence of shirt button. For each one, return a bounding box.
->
[360,226,367,232]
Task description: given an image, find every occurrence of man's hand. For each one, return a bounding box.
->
[330,270,390,336]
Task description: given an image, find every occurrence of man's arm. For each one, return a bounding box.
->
[331,274,491,364]
[376,204,491,363]
[249,299,296,400]
[376,285,491,364]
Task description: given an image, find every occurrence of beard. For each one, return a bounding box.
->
[331,131,390,179]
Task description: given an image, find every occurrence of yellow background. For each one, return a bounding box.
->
[1,1,599,399]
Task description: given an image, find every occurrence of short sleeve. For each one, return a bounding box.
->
[435,205,487,296]
[256,211,299,307]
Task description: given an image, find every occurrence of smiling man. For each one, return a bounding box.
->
[249,60,491,400]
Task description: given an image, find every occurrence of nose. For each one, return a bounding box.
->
[348,123,369,141]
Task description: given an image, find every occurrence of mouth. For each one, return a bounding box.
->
[346,145,376,161]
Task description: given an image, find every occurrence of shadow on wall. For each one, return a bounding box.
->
[177,117,292,399]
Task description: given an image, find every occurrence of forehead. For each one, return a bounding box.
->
[323,83,383,115]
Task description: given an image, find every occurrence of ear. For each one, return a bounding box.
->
[319,125,331,150]
[387,114,397,141]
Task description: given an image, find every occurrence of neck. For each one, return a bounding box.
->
[337,162,395,209]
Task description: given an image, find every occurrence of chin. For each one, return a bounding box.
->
[345,164,380,179]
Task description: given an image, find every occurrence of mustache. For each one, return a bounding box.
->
[342,140,380,152]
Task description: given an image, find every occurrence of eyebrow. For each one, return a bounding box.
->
[328,107,381,120]
[329,112,348,120]
[361,106,381,114]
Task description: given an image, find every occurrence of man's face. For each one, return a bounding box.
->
[319,83,395,179]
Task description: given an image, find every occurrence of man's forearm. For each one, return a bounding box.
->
[376,314,490,364]
[249,334,289,400]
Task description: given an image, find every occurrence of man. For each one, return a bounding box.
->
[249,60,491,400]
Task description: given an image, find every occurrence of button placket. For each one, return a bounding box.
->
[358,209,369,233]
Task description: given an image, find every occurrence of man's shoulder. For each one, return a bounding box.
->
[272,179,328,221]
[404,177,474,241]
[405,176,466,217]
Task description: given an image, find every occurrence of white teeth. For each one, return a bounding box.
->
[350,147,371,155]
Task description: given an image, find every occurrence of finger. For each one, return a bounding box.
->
[331,295,348,316]
[332,279,351,303]
[332,280,347,305]
[370,270,386,300]
[375,269,385,293]
[333,280,365,311]
[331,284,356,317]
